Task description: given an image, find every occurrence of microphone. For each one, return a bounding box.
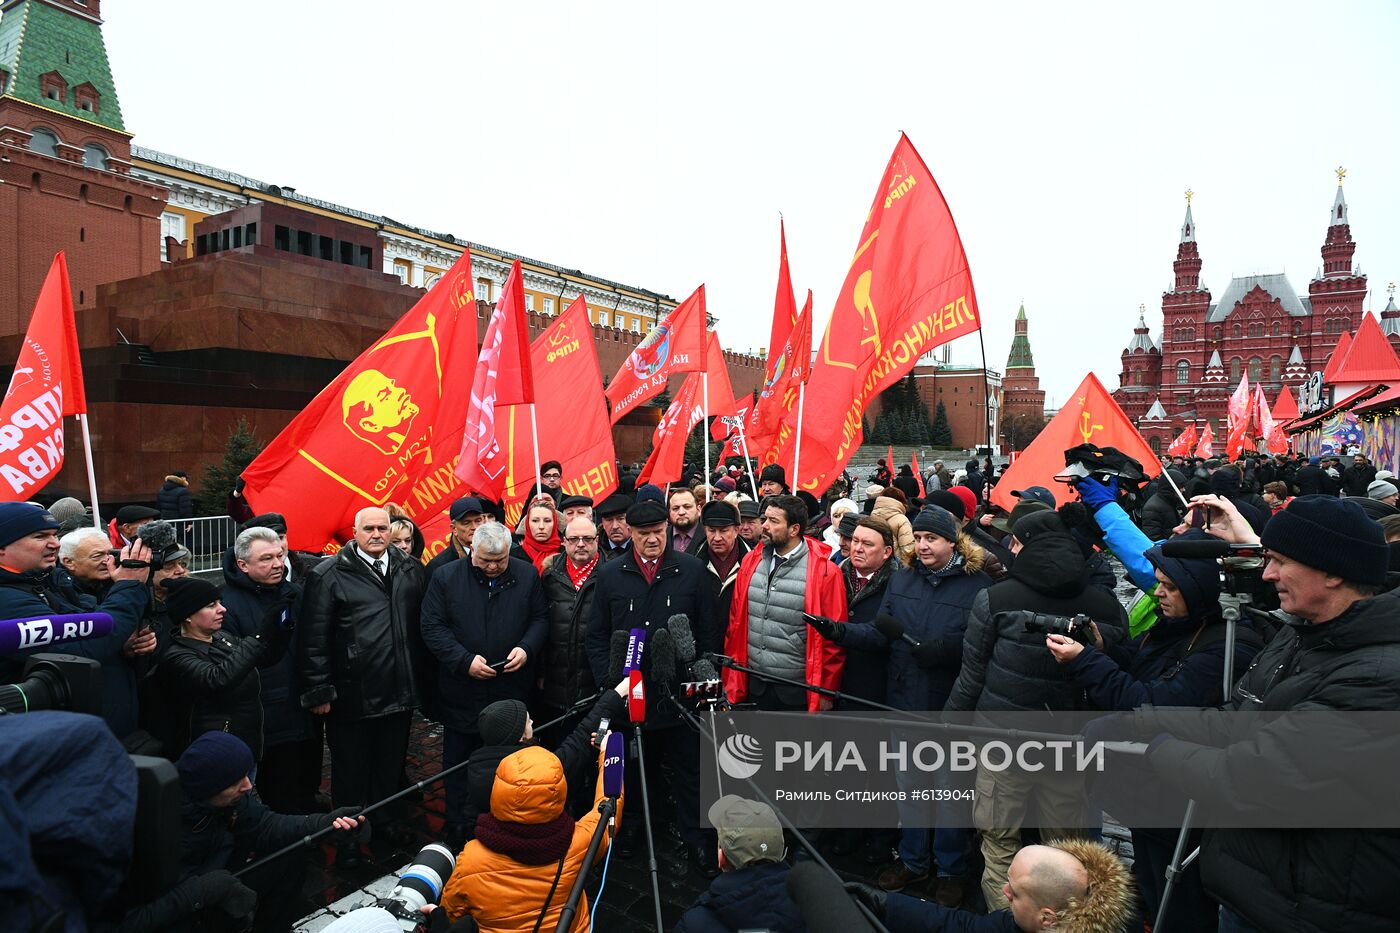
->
[702,652,737,670]
[623,627,647,675]
[135,520,178,562]
[1159,538,1265,559]
[873,612,920,648]
[602,730,625,798]
[689,658,720,682]
[666,613,696,663]
[649,627,677,689]
[785,861,879,933]
[607,629,631,683]
[628,669,645,723]
[0,613,114,654]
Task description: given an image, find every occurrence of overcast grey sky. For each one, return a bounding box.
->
[105,1,1399,407]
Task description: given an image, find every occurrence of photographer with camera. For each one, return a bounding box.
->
[944,507,1128,911]
[0,503,153,741]
[1046,529,1263,927]
[119,730,364,932]
[1119,494,1400,932]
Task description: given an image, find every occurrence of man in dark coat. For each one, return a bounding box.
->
[220,525,320,814]
[693,499,751,624]
[537,515,602,752]
[419,519,548,845]
[584,498,721,869]
[424,496,489,579]
[892,463,922,502]
[1128,495,1400,933]
[298,506,424,864]
[595,493,633,562]
[0,503,151,741]
[1343,452,1378,498]
[944,508,1127,911]
[1138,468,1186,540]
[155,471,194,521]
[961,459,986,503]
[675,796,805,933]
[1295,456,1334,496]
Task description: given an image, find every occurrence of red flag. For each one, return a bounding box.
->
[887,445,894,478]
[1195,422,1215,459]
[1255,384,1288,455]
[782,134,981,492]
[0,253,86,499]
[1225,374,1252,461]
[765,219,798,386]
[990,373,1161,513]
[242,251,479,552]
[456,261,536,501]
[495,295,618,528]
[748,290,814,456]
[1166,423,1197,458]
[911,450,926,498]
[637,332,735,487]
[607,285,707,423]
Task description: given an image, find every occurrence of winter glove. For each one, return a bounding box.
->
[803,613,846,643]
[1081,712,1138,747]
[1074,474,1119,512]
[190,869,257,921]
[842,881,887,919]
[909,639,948,670]
[255,592,297,638]
[324,806,364,837]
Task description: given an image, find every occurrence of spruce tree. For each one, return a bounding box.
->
[931,401,953,446]
[196,418,264,516]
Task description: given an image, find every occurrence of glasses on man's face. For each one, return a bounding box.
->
[564,535,597,545]
[543,472,562,480]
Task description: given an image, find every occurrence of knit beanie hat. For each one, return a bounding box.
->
[1260,495,1389,586]
[911,505,960,542]
[947,485,977,519]
[162,576,221,624]
[1145,530,1223,619]
[924,490,966,521]
[0,502,59,547]
[478,699,529,746]
[177,731,254,801]
[1368,480,1398,500]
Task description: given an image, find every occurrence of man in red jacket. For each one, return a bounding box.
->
[723,495,847,711]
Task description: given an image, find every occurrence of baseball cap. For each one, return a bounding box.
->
[707,795,785,869]
[1011,486,1056,508]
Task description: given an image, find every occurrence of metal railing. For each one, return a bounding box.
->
[180,515,239,573]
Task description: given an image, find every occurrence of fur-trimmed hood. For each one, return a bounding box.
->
[1047,837,1135,933]
[163,474,189,487]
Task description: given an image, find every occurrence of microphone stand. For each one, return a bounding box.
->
[552,796,618,933]
[666,695,892,933]
[631,719,667,932]
[234,689,608,879]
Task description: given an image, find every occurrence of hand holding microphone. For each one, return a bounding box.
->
[803,612,846,642]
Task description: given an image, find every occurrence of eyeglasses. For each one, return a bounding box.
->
[543,472,562,479]
[564,535,597,545]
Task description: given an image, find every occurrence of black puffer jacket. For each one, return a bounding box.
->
[944,521,1127,714]
[156,476,194,520]
[219,548,310,747]
[298,545,424,721]
[1137,591,1400,932]
[1138,490,1183,542]
[418,556,548,732]
[158,620,285,760]
[673,862,805,933]
[538,554,599,712]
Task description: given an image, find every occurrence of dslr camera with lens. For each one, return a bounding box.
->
[1019,612,1095,644]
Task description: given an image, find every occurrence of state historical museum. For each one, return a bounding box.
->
[1112,179,1396,451]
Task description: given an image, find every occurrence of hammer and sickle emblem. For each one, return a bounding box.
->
[1078,410,1105,444]
[853,270,883,357]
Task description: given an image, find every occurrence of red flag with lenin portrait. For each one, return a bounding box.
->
[750,290,814,460]
[638,331,736,485]
[455,261,535,502]
[0,253,86,500]
[607,285,707,423]
[989,372,1160,513]
[498,294,618,526]
[777,134,982,492]
[241,251,480,552]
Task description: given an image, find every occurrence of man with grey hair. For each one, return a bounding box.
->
[420,519,548,846]
[56,526,115,602]
[300,507,426,863]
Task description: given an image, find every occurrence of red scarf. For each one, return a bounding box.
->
[566,555,597,589]
[521,531,559,574]
[474,810,576,865]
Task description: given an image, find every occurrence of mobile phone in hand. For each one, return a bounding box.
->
[488,659,509,672]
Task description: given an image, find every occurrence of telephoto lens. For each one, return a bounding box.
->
[387,843,457,914]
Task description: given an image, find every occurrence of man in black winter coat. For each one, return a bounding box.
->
[944,509,1127,911]
[299,506,424,862]
[1138,468,1186,541]
[1343,452,1378,497]
[155,471,194,521]
[675,796,806,933]
[537,516,602,747]
[420,520,548,842]
[1124,495,1400,933]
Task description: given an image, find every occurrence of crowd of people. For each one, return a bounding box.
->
[2,443,1398,932]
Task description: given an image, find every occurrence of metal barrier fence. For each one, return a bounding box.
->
[182,515,239,572]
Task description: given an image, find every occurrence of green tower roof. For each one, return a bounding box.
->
[0,0,125,132]
[1007,304,1034,369]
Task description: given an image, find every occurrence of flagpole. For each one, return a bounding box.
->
[702,372,711,486]
[77,413,102,527]
[792,383,806,491]
[736,417,759,497]
[530,404,542,500]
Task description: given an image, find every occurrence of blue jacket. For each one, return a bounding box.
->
[673,862,807,933]
[886,893,1018,932]
[843,549,992,712]
[0,566,148,737]
[419,556,548,732]
[218,547,310,747]
[1090,501,1156,592]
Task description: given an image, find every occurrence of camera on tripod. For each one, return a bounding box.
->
[1021,612,1095,644]
[0,653,102,716]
